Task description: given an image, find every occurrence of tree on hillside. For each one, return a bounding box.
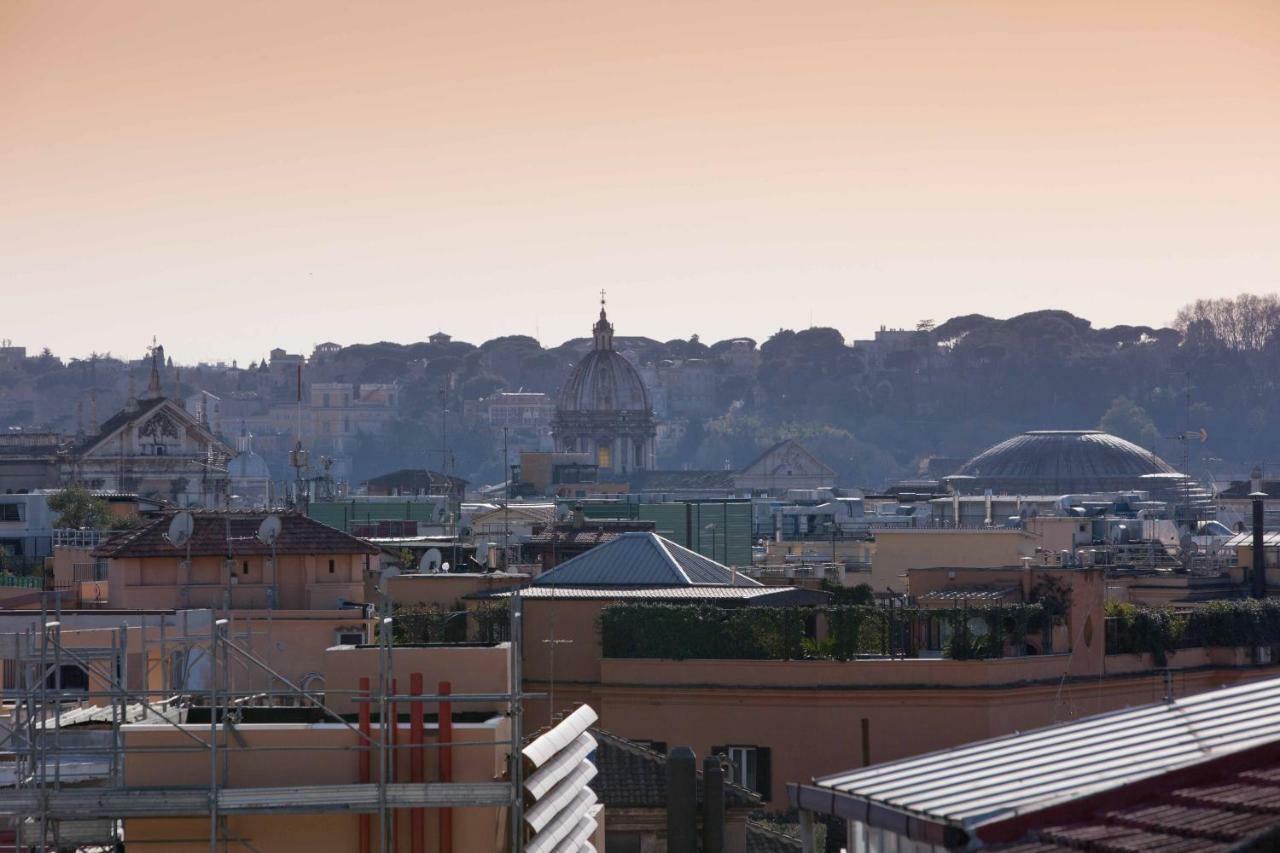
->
[1099,397,1161,449]
[1173,293,1280,351]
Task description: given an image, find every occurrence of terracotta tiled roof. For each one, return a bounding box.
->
[996,764,1280,851]
[92,512,379,558]
[746,821,803,853]
[588,728,760,809]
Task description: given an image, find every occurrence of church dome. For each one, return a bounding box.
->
[945,430,1178,495]
[228,450,271,480]
[557,304,651,414]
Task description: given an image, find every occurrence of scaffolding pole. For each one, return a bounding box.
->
[3,601,532,853]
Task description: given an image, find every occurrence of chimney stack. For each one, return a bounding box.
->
[701,754,725,853]
[1251,490,1268,599]
[666,747,697,853]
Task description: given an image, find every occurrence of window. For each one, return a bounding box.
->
[45,664,89,693]
[0,504,21,522]
[335,630,364,646]
[713,745,772,799]
[241,561,249,575]
[328,559,336,574]
[154,445,166,456]
[727,746,757,791]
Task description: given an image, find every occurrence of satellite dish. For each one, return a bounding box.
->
[256,515,282,547]
[421,548,443,573]
[166,512,194,548]
[441,561,451,573]
[967,617,989,637]
[377,565,401,595]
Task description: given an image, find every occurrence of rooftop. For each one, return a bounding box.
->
[92,511,379,558]
[946,430,1178,495]
[793,675,1280,847]
[997,762,1280,851]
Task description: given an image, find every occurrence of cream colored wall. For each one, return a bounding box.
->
[871,529,1037,590]
[322,643,512,717]
[1025,516,1090,554]
[107,552,370,611]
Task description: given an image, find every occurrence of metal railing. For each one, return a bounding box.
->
[52,529,111,548]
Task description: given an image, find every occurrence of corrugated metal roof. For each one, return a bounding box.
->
[811,675,1280,831]
[1224,532,1280,548]
[532,532,761,588]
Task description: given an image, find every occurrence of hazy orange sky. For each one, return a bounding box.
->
[3,1,1279,362]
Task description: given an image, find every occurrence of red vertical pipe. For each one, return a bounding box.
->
[439,681,453,853]
[358,676,371,853]
[410,673,425,853]
[391,677,400,851]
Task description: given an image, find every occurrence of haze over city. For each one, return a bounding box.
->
[5,0,1280,362]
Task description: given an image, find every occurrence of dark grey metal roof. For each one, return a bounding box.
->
[532,532,762,588]
[488,586,830,604]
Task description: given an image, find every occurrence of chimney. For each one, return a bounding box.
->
[702,755,725,853]
[666,747,697,853]
[571,503,585,529]
[1251,490,1268,599]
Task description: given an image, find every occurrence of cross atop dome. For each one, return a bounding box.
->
[592,290,614,351]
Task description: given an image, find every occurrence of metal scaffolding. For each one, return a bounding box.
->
[0,592,532,853]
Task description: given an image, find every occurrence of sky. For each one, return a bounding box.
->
[3,1,1279,364]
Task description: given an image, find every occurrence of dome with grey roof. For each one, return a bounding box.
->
[551,298,656,474]
[557,306,651,413]
[228,449,270,480]
[944,430,1178,495]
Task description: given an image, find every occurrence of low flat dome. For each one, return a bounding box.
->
[558,349,650,413]
[946,430,1178,495]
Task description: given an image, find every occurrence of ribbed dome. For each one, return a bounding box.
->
[946,430,1178,495]
[557,302,651,414]
[559,349,650,413]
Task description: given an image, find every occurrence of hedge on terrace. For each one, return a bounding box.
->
[1106,599,1280,665]
[599,603,1050,661]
